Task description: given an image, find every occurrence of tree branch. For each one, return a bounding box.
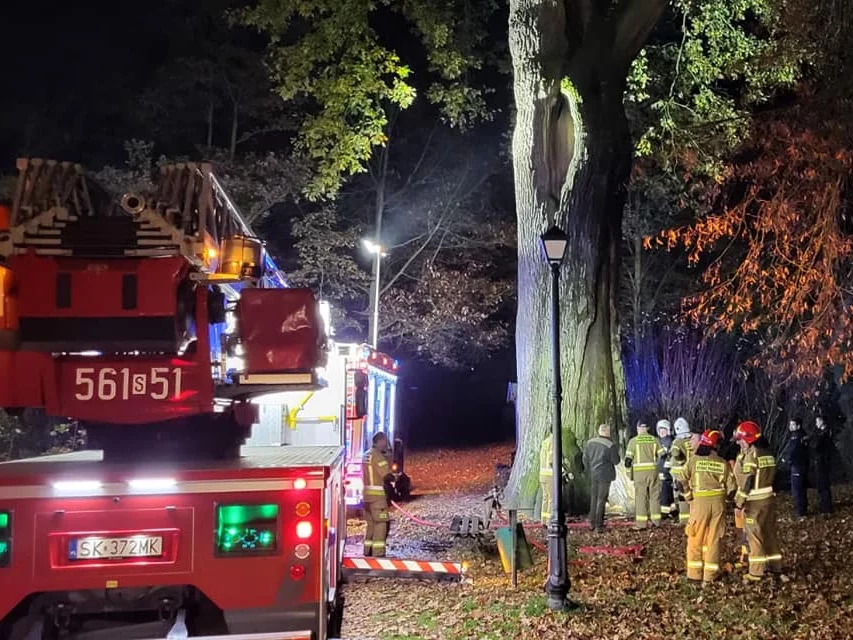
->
[611,0,668,71]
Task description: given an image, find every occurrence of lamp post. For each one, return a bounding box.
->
[540,224,569,611]
[362,238,387,348]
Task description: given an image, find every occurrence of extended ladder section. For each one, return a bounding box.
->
[0,158,327,429]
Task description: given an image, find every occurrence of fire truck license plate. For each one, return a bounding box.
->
[69,536,163,560]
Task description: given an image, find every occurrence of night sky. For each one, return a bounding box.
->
[2,0,517,451]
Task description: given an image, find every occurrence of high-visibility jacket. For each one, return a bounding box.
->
[539,437,553,482]
[683,451,736,500]
[363,446,390,502]
[625,434,664,473]
[669,436,693,484]
[735,444,776,506]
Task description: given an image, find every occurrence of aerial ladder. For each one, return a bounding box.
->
[0,157,328,461]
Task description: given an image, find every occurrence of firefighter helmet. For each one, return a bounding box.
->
[656,419,672,435]
[734,421,761,444]
[699,429,723,448]
[674,417,690,437]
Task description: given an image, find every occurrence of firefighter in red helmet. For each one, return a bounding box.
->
[682,429,736,584]
[734,420,783,581]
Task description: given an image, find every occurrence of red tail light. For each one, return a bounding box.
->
[290,564,306,580]
[296,521,313,539]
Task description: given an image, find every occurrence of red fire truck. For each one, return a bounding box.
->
[0,159,346,639]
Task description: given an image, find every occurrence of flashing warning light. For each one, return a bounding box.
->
[293,478,307,490]
[295,501,311,517]
[391,463,399,472]
[128,478,177,491]
[53,481,102,494]
[216,504,280,554]
[290,564,306,580]
[295,521,313,539]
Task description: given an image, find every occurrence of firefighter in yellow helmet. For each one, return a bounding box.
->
[682,430,736,584]
[626,420,666,528]
[539,433,553,524]
[362,432,392,557]
[734,420,783,581]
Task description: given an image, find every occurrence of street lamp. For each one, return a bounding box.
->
[362,238,387,348]
[540,224,569,611]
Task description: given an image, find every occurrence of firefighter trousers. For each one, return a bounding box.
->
[363,498,389,557]
[540,475,553,524]
[734,508,749,564]
[744,498,782,576]
[633,470,661,526]
[685,496,725,582]
[660,475,675,516]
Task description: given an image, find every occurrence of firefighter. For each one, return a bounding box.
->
[669,417,694,525]
[780,418,809,517]
[625,420,665,529]
[734,420,783,581]
[656,419,676,520]
[730,437,750,567]
[539,434,553,524]
[362,432,392,557]
[813,415,835,514]
[682,429,736,584]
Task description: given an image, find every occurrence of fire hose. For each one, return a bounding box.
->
[389,500,445,528]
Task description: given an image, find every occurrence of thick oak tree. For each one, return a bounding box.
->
[504,0,667,507]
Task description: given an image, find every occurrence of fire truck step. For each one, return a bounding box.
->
[342,556,466,581]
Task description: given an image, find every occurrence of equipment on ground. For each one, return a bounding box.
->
[0,158,348,639]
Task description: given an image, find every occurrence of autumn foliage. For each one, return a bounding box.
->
[652,121,853,384]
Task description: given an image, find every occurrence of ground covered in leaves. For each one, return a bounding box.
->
[340,443,853,639]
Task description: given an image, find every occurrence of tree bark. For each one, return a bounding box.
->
[506,0,658,512]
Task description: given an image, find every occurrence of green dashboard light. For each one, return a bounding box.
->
[0,513,8,530]
[216,504,279,555]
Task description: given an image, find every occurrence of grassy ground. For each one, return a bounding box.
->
[341,444,853,640]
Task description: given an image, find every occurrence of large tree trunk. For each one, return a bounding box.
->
[506,0,657,513]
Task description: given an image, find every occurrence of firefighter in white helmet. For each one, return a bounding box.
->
[656,419,676,520]
[670,417,696,525]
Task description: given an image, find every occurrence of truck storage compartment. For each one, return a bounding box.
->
[9,254,192,353]
[237,289,327,373]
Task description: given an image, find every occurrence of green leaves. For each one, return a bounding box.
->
[239,0,499,199]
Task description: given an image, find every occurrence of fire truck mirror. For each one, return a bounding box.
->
[354,370,368,418]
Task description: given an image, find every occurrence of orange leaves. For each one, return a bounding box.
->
[650,121,853,384]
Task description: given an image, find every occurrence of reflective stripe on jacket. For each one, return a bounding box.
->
[683,452,736,501]
[669,437,693,483]
[736,445,776,503]
[626,434,664,472]
[363,447,390,499]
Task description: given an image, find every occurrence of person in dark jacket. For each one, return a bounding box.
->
[813,416,834,514]
[656,419,676,520]
[582,424,621,531]
[781,418,809,517]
